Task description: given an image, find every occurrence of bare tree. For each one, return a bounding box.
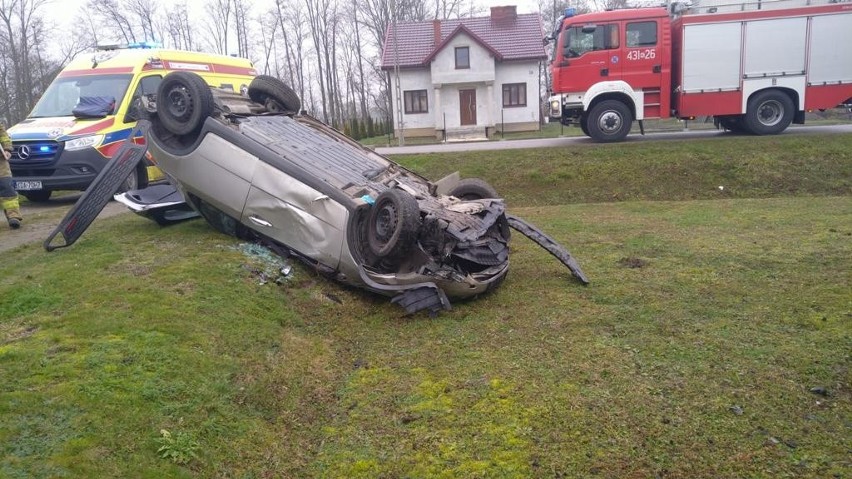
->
[87,0,139,43]
[126,0,159,41]
[204,0,232,55]
[163,1,196,50]
[0,0,57,123]
[233,0,251,58]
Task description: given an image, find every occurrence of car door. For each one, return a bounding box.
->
[241,161,347,269]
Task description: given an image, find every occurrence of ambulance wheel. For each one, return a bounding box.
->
[743,90,794,135]
[248,75,301,113]
[587,100,632,142]
[118,162,148,194]
[22,191,51,202]
[157,71,214,136]
[448,178,499,200]
[368,189,420,259]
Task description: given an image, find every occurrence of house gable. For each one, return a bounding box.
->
[430,32,497,85]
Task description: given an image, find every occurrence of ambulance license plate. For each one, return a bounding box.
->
[14,180,42,191]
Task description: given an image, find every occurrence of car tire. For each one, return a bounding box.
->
[743,90,794,135]
[156,71,214,136]
[22,190,51,202]
[368,188,420,259]
[448,178,499,200]
[248,75,301,113]
[586,100,632,142]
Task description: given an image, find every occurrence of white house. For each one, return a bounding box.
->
[381,6,547,140]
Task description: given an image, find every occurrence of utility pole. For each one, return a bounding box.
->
[391,0,405,146]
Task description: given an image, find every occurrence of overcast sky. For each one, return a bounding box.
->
[47,0,544,30]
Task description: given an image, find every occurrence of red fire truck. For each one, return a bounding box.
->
[546,0,852,142]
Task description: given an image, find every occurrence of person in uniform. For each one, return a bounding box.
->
[0,123,22,229]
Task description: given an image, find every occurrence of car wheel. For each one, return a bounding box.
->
[743,90,794,135]
[586,100,632,142]
[248,75,301,113]
[156,71,214,136]
[22,190,51,202]
[368,188,420,259]
[448,178,499,200]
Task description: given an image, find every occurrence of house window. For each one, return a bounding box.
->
[502,83,527,107]
[404,90,428,114]
[455,47,470,69]
[627,21,657,47]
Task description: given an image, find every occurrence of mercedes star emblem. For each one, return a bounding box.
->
[17,145,30,160]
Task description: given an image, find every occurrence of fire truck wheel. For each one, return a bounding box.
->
[157,72,214,136]
[587,100,632,142]
[719,116,746,133]
[579,115,590,136]
[744,90,794,135]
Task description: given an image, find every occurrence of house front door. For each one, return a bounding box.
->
[459,89,477,126]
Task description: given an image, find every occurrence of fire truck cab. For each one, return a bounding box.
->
[547,0,852,142]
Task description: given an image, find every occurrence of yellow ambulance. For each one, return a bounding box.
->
[9,43,256,201]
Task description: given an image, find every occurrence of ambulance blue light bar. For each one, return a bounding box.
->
[127,41,162,49]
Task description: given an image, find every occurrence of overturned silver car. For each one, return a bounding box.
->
[51,72,587,313]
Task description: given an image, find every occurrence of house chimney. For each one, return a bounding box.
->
[490,5,517,22]
[433,20,441,47]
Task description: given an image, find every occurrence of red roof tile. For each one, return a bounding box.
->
[381,13,547,69]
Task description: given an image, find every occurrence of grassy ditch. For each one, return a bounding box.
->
[0,134,850,478]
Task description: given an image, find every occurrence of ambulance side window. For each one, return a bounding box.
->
[125,75,162,123]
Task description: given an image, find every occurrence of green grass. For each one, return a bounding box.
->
[396,134,852,206]
[1,134,850,478]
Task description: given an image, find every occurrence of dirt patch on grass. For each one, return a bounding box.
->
[618,256,648,268]
[0,195,129,253]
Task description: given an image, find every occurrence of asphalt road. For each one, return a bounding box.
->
[376,124,852,155]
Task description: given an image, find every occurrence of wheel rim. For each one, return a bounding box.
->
[597,110,623,134]
[757,100,783,127]
[374,201,398,243]
[166,87,192,120]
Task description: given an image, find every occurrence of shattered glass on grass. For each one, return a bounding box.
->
[233,243,293,285]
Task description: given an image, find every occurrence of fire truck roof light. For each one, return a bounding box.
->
[564,7,576,17]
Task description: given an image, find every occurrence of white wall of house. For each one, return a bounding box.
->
[436,83,490,129]
[494,61,541,126]
[389,43,541,134]
[430,33,496,85]
[390,69,434,130]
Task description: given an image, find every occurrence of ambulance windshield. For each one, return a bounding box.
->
[29,74,132,118]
